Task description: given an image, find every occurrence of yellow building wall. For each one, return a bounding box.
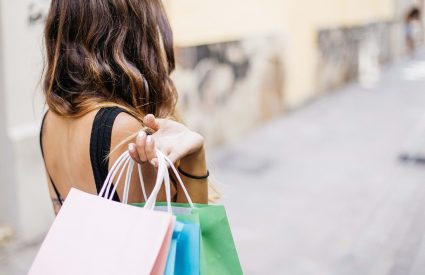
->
[282,0,395,106]
[167,0,285,47]
[166,0,395,108]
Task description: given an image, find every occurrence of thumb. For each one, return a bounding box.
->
[143,114,160,131]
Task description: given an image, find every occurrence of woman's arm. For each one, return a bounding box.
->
[177,147,208,204]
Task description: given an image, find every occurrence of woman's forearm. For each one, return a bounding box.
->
[177,147,209,204]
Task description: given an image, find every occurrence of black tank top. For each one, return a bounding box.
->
[39,107,124,205]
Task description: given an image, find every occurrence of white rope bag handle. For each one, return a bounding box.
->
[143,150,195,211]
[98,149,194,213]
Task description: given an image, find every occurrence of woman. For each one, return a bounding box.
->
[405,7,422,56]
[40,0,209,214]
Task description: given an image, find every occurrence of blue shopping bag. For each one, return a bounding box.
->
[163,219,201,275]
[165,222,184,275]
[175,221,201,275]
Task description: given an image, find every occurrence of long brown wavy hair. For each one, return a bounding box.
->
[43,0,177,119]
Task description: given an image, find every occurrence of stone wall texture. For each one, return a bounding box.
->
[173,36,286,147]
[317,21,403,93]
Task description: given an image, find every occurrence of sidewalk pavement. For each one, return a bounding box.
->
[212,55,425,275]
[2,55,425,275]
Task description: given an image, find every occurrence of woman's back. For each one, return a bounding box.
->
[42,110,96,193]
[40,107,162,213]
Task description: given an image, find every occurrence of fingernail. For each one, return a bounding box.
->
[146,136,152,144]
[128,144,135,152]
[138,131,146,139]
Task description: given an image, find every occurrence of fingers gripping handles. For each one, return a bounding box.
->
[99,149,194,212]
[144,151,195,211]
[146,150,194,210]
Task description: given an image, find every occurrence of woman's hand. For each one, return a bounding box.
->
[127,114,204,167]
[128,114,209,204]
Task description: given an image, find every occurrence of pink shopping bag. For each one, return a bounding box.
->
[29,188,175,275]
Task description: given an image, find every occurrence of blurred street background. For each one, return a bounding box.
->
[216,53,425,275]
[2,0,425,274]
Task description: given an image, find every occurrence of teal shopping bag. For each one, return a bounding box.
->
[165,222,184,275]
[175,221,200,275]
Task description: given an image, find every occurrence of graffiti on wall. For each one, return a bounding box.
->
[317,22,398,92]
[173,36,285,146]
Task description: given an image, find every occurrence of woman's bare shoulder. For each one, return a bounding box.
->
[110,112,143,154]
[113,112,143,137]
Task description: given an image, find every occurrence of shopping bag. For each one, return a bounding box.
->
[175,220,201,275]
[132,150,204,275]
[138,202,243,275]
[29,151,176,275]
[29,189,175,275]
[132,204,203,275]
[193,203,243,275]
[165,222,184,275]
[133,150,243,275]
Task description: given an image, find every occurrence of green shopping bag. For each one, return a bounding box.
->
[133,150,243,274]
[133,202,243,275]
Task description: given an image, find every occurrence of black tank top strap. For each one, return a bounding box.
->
[40,107,127,204]
[90,107,126,202]
[40,111,64,205]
